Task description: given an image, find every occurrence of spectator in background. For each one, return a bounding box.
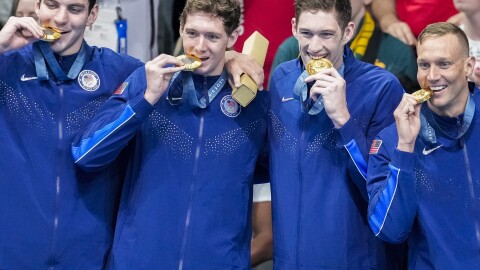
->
[371,0,457,46]
[453,0,480,86]
[0,0,13,29]
[84,0,160,62]
[272,0,419,92]
[157,0,178,55]
[11,0,37,20]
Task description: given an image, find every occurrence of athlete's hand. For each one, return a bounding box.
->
[225,50,265,91]
[446,12,464,26]
[305,68,350,128]
[144,54,185,105]
[394,93,421,153]
[384,21,417,46]
[0,17,43,54]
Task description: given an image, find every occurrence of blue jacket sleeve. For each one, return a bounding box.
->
[367,132,418,244]
[335,78,404,201]
[71,66,156,171]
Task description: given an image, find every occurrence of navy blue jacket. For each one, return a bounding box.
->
[269,47,404,269]
[72,68,269,269]
[368,88,480,269]
[0,42,142,269]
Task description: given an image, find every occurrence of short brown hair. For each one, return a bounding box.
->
[179,0,240,36]
[295,0,352,30]
[418,22,470,57]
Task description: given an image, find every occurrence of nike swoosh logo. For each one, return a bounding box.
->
[281,97,294,102]
[422,145,442,155]
[20,74,38,81]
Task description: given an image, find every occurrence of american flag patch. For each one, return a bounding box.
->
[113,82,129,95]
[369,140,382,154]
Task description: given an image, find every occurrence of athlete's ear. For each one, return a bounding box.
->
[342,22,355,45]
[464,56,475,78]
[291,17,298,38]
[86,4,99,27]
[227,27,240,49]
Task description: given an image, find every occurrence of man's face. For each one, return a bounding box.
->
[16,0,38,20]
[35,0,98,56]
[181,12,238,77]
[453,0,480,14]
[416,34,474,116]
[292,10,354,70]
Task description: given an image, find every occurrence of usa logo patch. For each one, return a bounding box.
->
[78,70,100,91]
[113,82,129,95]
[369,140,382,154]
[220,95,241,118]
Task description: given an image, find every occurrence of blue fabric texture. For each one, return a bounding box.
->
[268,46,405,269]
[367,87,480,269]
[0,42,143,269]
[72,69,270,269]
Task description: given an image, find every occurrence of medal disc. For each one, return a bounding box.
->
[41,26,61,42]
[177,54,202,71]
[412,89,433,103]
[306,58,333,75]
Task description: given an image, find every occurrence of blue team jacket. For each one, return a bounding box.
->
[0,42,142,269]
[72,68,269,269]
[368,87,480,269]
[268,47,404,269]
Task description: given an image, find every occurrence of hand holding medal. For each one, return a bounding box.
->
[302,57,350,127]
[302,58,333,105]
[0,17,45,53]
[411,78,432,103]
[144,54,186,105]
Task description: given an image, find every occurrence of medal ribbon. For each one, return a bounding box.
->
[167,71,183,105]
[33,40,87,81]
[183,70,227,108]
[420,93,475,145]
[167,70,228,108]
[293,64,345,115]
[293,70,324,115]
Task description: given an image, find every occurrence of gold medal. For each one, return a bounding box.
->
[306,58,333,75]
[176,54,202,71]
[412,88,433,103]
[41,26,61,42]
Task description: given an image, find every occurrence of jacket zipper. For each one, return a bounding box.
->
[296,113,308,268]
[49,81,64,268]
[178,109,205,270]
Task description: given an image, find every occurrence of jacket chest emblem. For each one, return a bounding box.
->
[78,70,100,91]
[220,95,241,118]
